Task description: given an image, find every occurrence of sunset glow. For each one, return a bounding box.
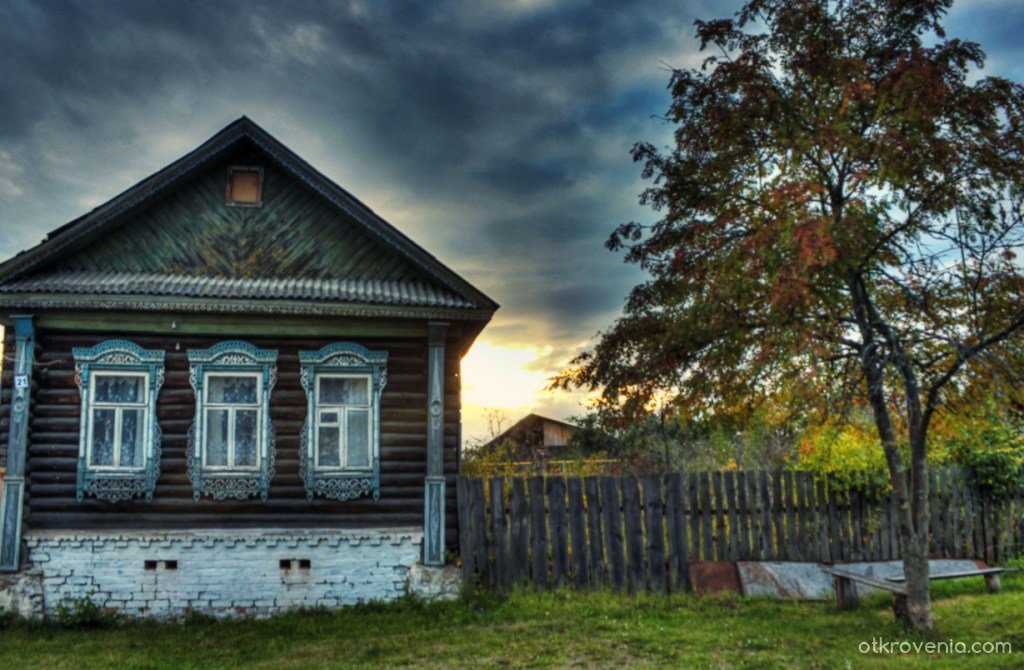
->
[461,339,588,443]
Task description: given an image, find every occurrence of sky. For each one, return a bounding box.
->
[1,0,1023,442]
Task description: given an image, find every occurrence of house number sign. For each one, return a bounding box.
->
[14,375,28,389]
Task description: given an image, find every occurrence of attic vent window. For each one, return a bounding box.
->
[226,166,263,206]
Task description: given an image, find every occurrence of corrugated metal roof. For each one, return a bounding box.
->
[0,271,478,309]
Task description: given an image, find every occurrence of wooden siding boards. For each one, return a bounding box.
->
[21,329,463,548]
[53,156,430,284]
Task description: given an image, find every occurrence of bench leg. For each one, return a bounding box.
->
[834,576,859,610]
[892,594,908,621]
[985,573,1002,592]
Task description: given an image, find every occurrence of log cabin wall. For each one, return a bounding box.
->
[17,328,462,548]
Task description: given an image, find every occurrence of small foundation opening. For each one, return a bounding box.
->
[280,559,292,570]
[144,560,158,571]
[298,559,311,570]
[164,560,178,570]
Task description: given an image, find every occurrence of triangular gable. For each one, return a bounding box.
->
[0,117,497,314]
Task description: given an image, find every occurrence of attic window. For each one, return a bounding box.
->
[226,166,263,206]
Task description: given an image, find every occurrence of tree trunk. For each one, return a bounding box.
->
[897,501,933,629]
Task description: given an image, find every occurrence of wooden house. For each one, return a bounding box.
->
[0,117,496,617]
[479,413,577,461]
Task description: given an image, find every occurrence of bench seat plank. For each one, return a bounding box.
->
[820,567,909,595]
[885,568,1006,583]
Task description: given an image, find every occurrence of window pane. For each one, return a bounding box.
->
[234,410,258,467]
[119,409,144,468]
[208,376,257,404]
[346,409,370,468]
[319,410,338,425]
[318,425,341,467]
[318,377,368,405]
[91,409,116,466]
[95,375,143,403]
[206,409,229,466]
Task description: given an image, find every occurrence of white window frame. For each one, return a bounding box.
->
[313,373,374,472]
[200,371,263,472]
[85,371,150,472]
[299,342,387,501]
[187,340,277,501]
[72,339,165,503]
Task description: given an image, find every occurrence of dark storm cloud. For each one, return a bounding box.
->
[0,0,1020,361]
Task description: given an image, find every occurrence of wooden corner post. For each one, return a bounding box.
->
[0,315,34,572]
[423,321,448,566]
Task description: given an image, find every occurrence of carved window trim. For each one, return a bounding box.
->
[299,342,387,501]
[72,340,165,503]
[187,341,277,501]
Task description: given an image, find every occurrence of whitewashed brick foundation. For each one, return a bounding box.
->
[9,527,448,618]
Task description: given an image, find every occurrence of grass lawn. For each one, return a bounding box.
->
[1,565,1021,669]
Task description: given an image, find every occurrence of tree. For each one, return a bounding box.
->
[557,0,1024,629]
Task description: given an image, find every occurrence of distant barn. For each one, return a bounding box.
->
[0,117,496,617]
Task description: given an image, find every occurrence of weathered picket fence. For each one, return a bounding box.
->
[456,469,1024,593]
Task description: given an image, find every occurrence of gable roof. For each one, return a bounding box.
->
[0,117,497,320]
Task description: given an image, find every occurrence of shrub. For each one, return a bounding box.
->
[943,416,1024,498]
[52,593,118,629]
[795,419,890,500]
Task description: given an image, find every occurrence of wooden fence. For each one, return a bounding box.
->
[456,469,1024,593]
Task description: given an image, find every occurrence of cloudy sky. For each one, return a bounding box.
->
[2,0,1022,441]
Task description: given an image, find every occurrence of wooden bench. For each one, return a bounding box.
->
[885,567,1011,593]
[820,566,908,612]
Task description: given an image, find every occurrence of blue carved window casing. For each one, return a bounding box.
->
[187,341,277,501]
[72,340,165,503]
[299,343,387,501]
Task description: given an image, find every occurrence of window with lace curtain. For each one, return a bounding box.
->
[72,340,164,502]
[187,341,277,501]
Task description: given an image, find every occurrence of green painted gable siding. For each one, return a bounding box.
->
[53,145,431,283]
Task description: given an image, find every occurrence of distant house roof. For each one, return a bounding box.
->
[481,413,577,455]
[0,116,497,323]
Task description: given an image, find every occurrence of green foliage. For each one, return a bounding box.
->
[945,418,1024,498]
[52,593,119,629]
[796,419,891,499]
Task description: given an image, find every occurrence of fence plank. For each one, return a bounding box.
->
[664,472,688,591]
[699,472,714,561]
[585,477,605,588]
[724,472,739,561]
[642,474,667,593]
[471,478,489,586]
[950,467,962,558]
[760,471,775,560]
[814,479,830,563]
[548,476,569,587]
[568,477,589,589]
[529,476,548,587]
[794,472,809,561]
[457,477,475,583]
[509,478,529,586]
[602,476,626,591]
[622,477,645,593]
[490,477,509,590]
[783,472,799,560]
[713,472,727,561]
[689,472,701,562]
[735,471,750,561]
[748,472,762,561]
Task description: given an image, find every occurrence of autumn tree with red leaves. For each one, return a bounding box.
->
[558,0,1024,629]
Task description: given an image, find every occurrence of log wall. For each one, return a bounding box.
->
[6,329,461,547]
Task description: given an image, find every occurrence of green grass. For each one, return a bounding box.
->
[2,565,1022,669]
